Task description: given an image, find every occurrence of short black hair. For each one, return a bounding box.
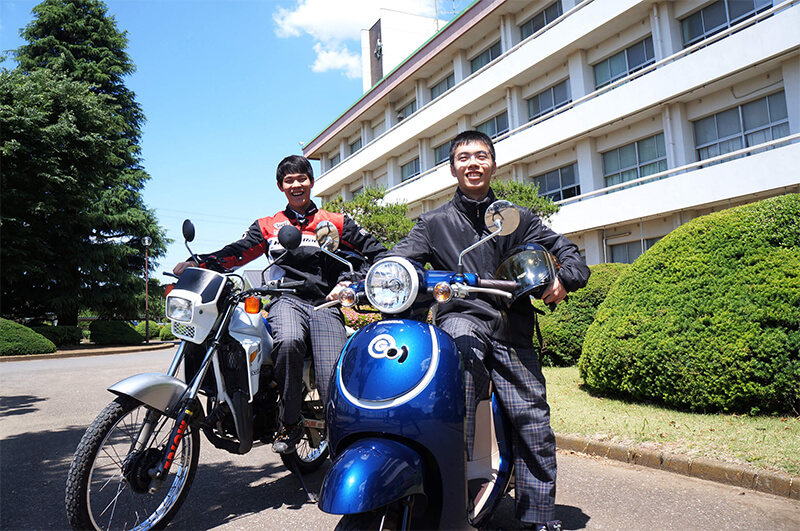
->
[276,155,314,187]
[449,130,496,167]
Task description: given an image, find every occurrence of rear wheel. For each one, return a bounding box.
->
[280,431,329,474]
[65,396,200,530]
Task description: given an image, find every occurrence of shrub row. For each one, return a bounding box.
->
[0,318,57,356]
[88,320,142,346]
[29,325,82,346]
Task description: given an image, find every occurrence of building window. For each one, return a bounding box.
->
[476,112,509,139]
[532,163,580,201]
[681,0,772,47]
[610,237,661,264]
[401,158,420,181]
[520,1,563,40]
[528,79,571,120]
[434,142,450,165]
[330,153,341,168]
[348,138,362,156]
[594,36,655,88]
[397,99,417,121]
[471,41,502,73]
[694,91,788,161]
[430,74,455,100]
[602,133,667,188]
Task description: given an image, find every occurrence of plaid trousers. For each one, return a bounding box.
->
[266,296,346,425]
[439,315,557,525]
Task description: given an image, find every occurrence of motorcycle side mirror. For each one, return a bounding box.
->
[182,219,196,243]
[315,220,340,252]
[457,201,520,274]
[484,200,520,236]
[278,225,302,250]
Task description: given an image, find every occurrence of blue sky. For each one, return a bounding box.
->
[1,0,467,280]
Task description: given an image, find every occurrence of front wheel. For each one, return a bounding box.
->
[65,396,200,530]
[334,499,414,531]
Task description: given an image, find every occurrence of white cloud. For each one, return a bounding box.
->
[273,0,438,78]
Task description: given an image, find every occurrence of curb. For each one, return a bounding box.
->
[556,434,800,501]
[0,341,177,363]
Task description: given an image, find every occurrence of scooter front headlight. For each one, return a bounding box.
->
[166,296,193,322]
[365,257,419,314]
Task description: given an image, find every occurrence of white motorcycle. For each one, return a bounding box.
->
[65,220,329,530]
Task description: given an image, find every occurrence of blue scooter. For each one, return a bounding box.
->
[313,202,560,530]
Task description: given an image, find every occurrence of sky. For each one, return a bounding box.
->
[0,0,469,280]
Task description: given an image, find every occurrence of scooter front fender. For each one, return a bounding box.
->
[108,373,188,415]
[319,438,425,515]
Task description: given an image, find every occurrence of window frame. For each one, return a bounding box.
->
[602,133,667,188]
[430,73,455,100]
[527,79,572,121]
[680,0,773,47]
[475,111,509,139]
[434,141,451,165]
[531,162,580,202]
[470,41,502,73]
[519,1,563,40]
[348,137,362,157]
[593,36,655,89]
[401,158,421,181]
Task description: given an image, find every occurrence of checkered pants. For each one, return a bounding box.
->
[266,296,346,425]
[439,315,557,524]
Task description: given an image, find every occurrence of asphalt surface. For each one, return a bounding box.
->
[1,345,799,530]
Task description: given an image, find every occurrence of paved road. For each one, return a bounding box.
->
[1,348,799,530]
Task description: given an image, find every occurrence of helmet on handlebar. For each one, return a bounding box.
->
[495,243,560,303]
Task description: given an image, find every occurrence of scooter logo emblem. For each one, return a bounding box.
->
[367,334,408,364]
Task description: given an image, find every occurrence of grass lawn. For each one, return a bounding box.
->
[545,366,800,476]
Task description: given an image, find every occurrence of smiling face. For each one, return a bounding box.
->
[278,172,312,212]
[450,140,496,200]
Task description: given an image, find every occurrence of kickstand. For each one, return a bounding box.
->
[286,456,318,503]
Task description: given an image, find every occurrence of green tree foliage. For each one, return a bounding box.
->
[134,320,159,340]
[30,324,82,346]
[579,195,800,415]
[0,318,57,356]
[535,263,630,366]
[492,179,559,221]
[159,324,176,341]
[89,320,142,345]
[324,187,415,249]
[2,0,168,324]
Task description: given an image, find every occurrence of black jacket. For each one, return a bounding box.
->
[390,189,590,347]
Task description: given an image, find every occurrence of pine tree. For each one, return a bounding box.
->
[2,0,167,324]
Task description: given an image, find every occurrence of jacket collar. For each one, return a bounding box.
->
[284,201,318,228]
[453,188,496,227]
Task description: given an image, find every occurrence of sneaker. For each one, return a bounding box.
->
[272,421,304,454]
[523,521,562,531]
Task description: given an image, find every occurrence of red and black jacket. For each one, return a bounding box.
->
[199,202,387,305]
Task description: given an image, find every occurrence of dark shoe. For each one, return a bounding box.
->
[272,421,303,454]
[524,521,562,531]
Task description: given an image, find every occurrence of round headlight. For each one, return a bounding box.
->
[365,257,419,314]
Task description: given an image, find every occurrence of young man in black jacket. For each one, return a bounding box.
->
[390,131,590,530]
[174,155,386,453]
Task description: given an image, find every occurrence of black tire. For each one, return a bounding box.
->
[334,501,411,531]
[280,432,329,474]
[65,396,200,530]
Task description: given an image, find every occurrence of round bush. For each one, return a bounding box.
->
[89,320,143,346]
[134,320,160,339]
[579,194,800,415]
[0,318,57,356]
[159,324,176,341]
[536,263,630,366]
[30,325,82,346]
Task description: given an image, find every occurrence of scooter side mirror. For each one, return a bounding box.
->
[278,225,302,250]
[484,200,520,236]
[182,219,196,243]
[315,220,340,252]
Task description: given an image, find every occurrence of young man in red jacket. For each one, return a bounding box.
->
[174,155,386,453]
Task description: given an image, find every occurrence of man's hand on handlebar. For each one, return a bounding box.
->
[173,261,198,277]
[325,281,352,301]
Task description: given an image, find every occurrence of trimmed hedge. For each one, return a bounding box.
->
[536,263,630,366]
[89,320,143,346]
[134,320,160,340]
[30,325,82,347]
[159,324,176,340]
[579,194,800,415]
[0,318,57,356]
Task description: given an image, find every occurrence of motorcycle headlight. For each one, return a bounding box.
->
[365,257,419,314]
[166,296,193,322]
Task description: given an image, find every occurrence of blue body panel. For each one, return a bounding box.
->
[318,438,425,514]
[324,319,470,530]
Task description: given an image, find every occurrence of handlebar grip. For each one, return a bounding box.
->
[478,279,518,292]
[279,280,305,289]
